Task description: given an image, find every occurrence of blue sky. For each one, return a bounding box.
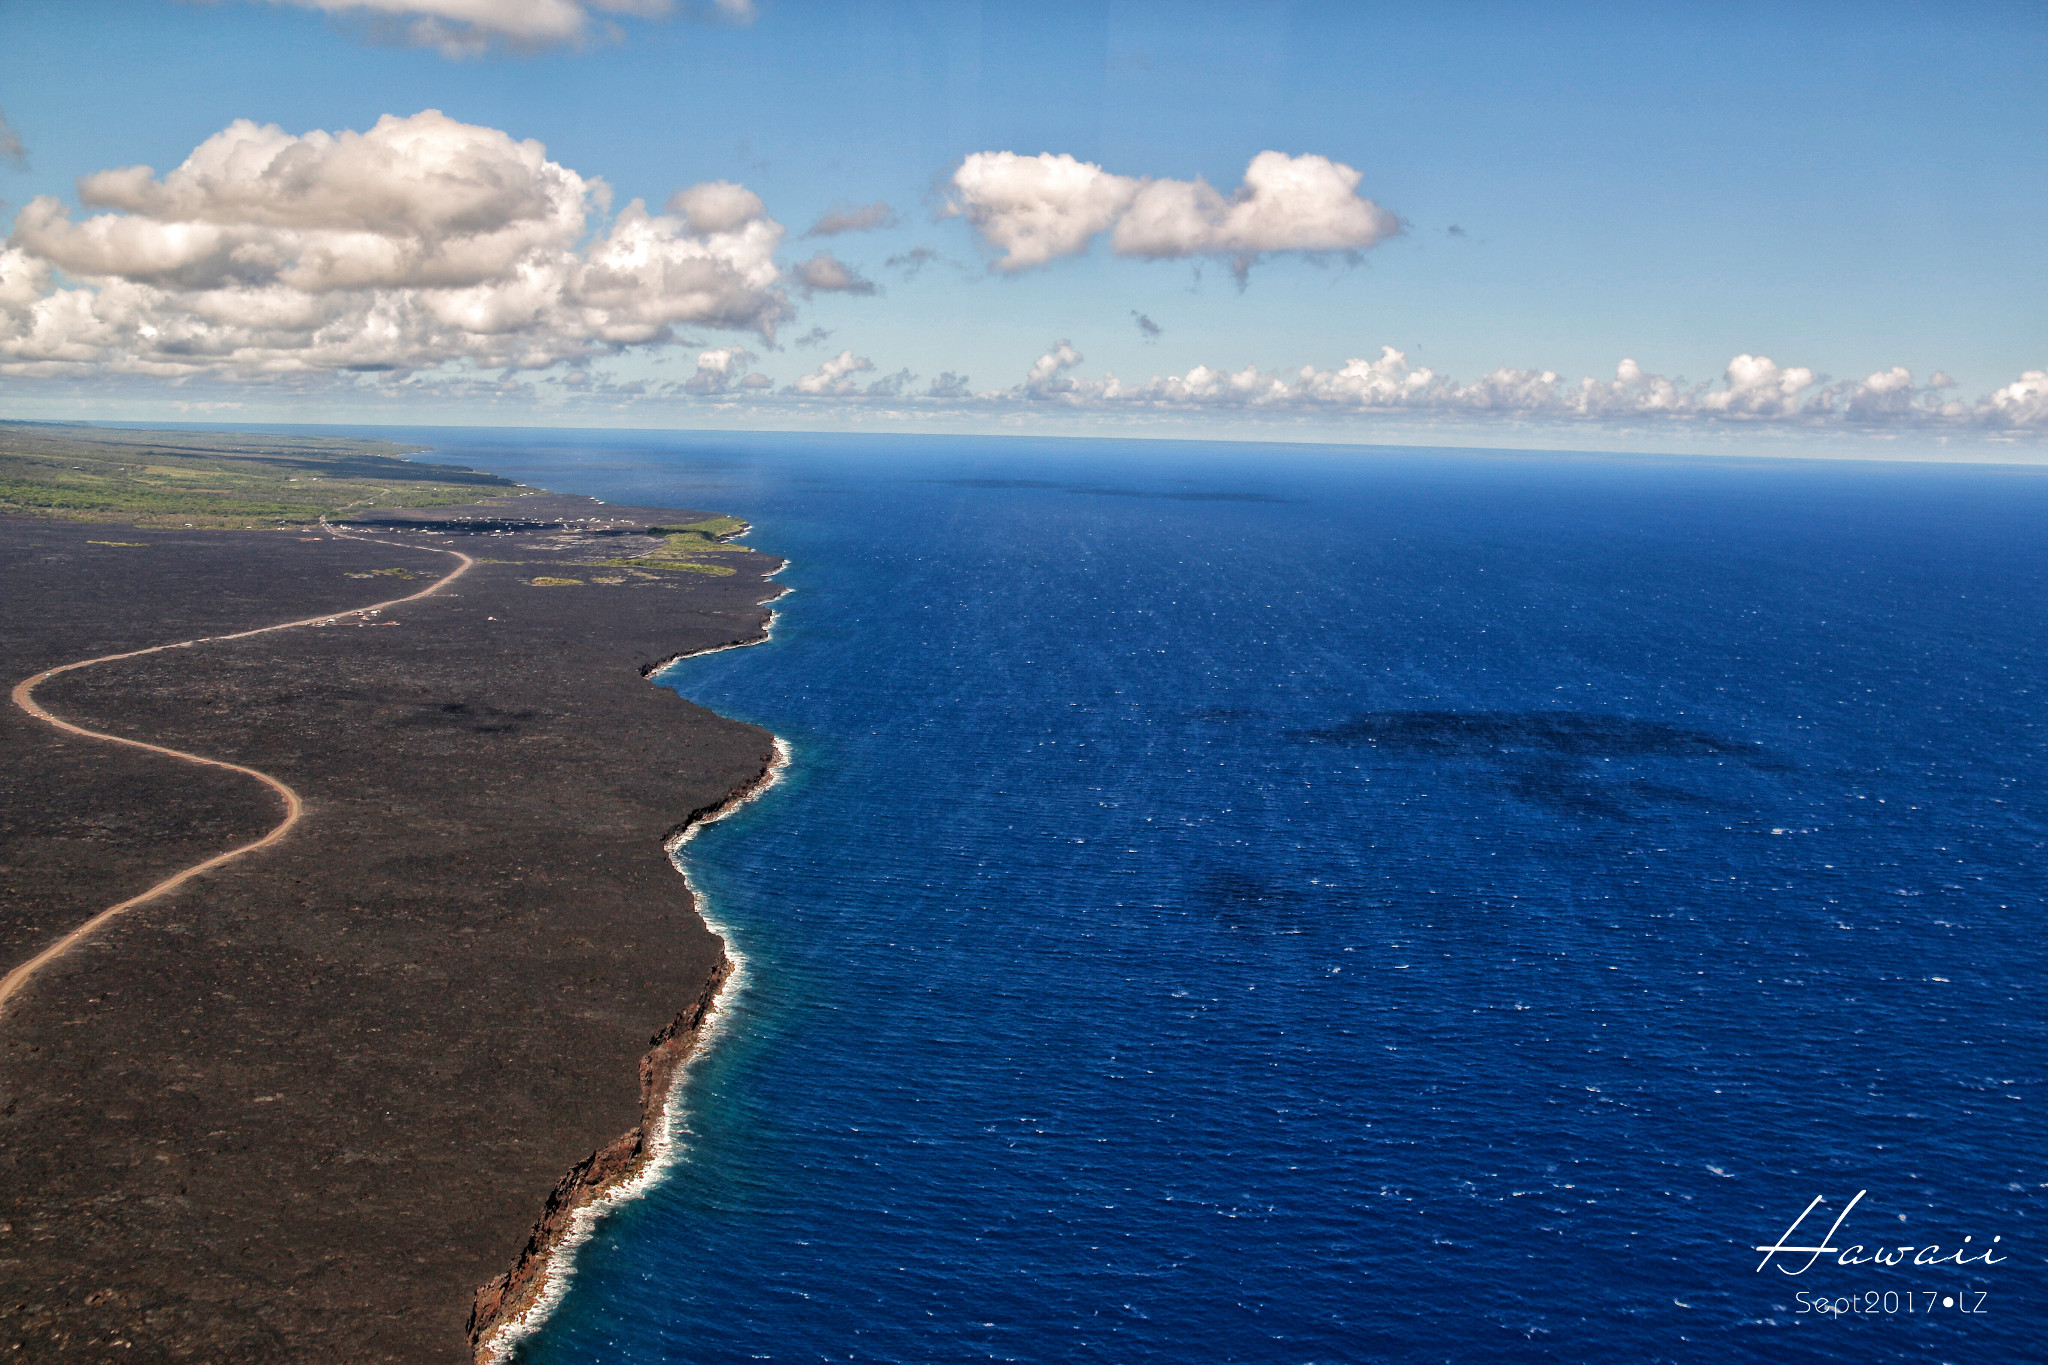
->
[0,0,2043,451]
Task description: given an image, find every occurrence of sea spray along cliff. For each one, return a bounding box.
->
[470,722,791,1361]
[0,427,791,1360]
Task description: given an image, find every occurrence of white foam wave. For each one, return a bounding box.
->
[477,722,790,1362]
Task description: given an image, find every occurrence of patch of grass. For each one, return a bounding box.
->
[646,534,752,557]
[641,527,753,557]
[0,422,533,527]
[86,540,147,547]
[530,576,584,587]
[584,557,737,576]
[649,516,748,540]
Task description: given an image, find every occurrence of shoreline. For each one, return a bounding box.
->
[468,640,794,1362]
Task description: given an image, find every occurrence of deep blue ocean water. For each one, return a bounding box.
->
[392,430,2041,1362]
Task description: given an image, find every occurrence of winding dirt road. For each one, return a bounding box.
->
[0,534,473,1017]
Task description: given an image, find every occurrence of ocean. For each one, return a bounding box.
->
[398,430,2043,1362]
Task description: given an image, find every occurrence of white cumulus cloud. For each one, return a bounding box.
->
[0,110,796,379]
[1696,353,1816,417]
[1981,371,2048,428]
[788,347,873,395]
[253,0,753,58]
[683,344,760,394]
[947,154,1137,273]
[1022,339,1086,397]
[947,150,1398,278]
[667,180,765,235]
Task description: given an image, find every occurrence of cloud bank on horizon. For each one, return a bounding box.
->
[986,342,2048,431]
[1,109,2043,436]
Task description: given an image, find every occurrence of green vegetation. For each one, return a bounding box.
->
[580,516,750,577]
[0,421,531,528]
[584,556,737,576]
[648,516,748,541]
[530,576,585,587]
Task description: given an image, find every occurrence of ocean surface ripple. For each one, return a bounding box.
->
[403,431,2042,1363]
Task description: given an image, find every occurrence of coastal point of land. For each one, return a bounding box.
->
[0,434,786,1361]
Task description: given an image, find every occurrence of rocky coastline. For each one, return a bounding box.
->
[468,951,735,1360]
[469,734,793,1361]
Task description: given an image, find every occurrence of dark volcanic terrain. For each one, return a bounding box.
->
[0,494,785,1361]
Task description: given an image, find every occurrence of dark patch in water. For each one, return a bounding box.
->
[1197,867,1296,932]
[1497,755,1639,819]
[1290,711,1771,818]
[1290,711,1758,758]
[1623,779,1718,808]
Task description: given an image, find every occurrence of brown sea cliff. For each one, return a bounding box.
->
[467,952,735,1359]
[467,731,792,1360]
